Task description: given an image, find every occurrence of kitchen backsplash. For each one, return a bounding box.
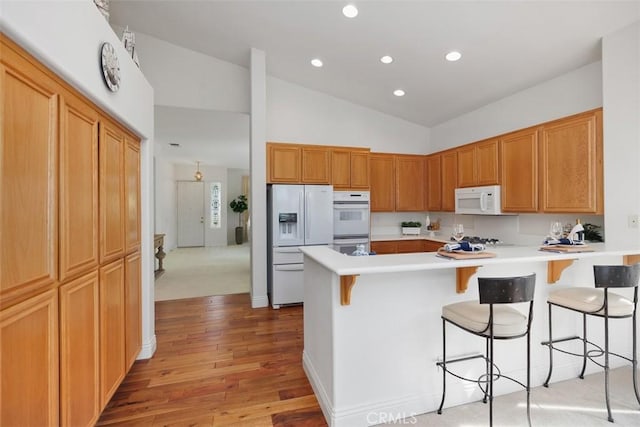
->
[371,212,604,245]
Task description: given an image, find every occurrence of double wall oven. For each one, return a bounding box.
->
[333,191,370,255]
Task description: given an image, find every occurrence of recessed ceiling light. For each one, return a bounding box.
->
[342,4,358,18]
[380,55,393,64]
[445,51,462,61]
[311,58,323,68]
[393,89,405,97]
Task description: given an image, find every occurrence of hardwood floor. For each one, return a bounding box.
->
[97,294,327,426]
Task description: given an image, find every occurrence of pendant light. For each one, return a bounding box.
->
[194,161,203,181]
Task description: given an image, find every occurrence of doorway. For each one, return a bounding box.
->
[177,181,205,247]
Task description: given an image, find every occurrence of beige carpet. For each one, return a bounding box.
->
[154,244,250,301]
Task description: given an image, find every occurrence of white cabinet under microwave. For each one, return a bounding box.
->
[455,185,509,215]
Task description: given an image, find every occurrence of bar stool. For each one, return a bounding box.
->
[436,273,536,426]
[542,264,640,422]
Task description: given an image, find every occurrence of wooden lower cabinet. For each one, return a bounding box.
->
[0,289,59,426]
[125,252,142,371]
[100,259,126,408]
[371,239,444,254]
[59,271,100,427]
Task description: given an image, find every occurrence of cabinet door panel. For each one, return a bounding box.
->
[125,138,141,253]
[370,241,397,254]
[60,93,99,281]
[331,150,350,188]
[125,252,142,371]
[267,143,300,183]
[441,151,457,212]
[350,151,370,189]
[99,120,125,263]
[60,271,100,427]
[541,113,599,213]
[423,240,443,252]
[477,139,500,185]
[397,240,423,253]
[1,289,59,426]
[456,145,477,188]
[370,154,395,212]
[501,129,538,212]
[1,57,58,307]
[100,259,126,407]
[425,155,442,211]
[301,146,331,183]
[395,155,425,211]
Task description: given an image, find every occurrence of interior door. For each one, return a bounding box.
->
[177,181,205,247]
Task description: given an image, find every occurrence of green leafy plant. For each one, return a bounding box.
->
[583,223,603,242]
[401,221,422,228]
[229,195,248,227]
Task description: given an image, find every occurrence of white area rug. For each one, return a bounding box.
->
[154,244,250,301]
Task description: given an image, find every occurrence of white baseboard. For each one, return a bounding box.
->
[137,334,157,360]
[251,293,269,308]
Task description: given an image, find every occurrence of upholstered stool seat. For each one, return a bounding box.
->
[437,274,536,427]
[443,301,528,337]
[547,287,634,317]
[542,264,640,423]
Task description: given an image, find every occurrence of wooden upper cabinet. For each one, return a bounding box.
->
[125,137,141,253]
[370,153,395,212]
[267,143,301,183]
[301,146,331,184]
[456,139,499,188]
[59,92,99,282]
[441,150,458,212]
[99,119,126,264]
[501,127,539,213]
[59,271,100,427]
[540,110,602,213]
[425,154,442,211]
[456,145,477,188]
[332,149,370,189]
[1,45,59,309]
[350,151,370,188]
[395,155,425,211]
[1,289,59,426]
[476,139,500,185]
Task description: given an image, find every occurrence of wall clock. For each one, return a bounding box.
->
[100,42,121,92]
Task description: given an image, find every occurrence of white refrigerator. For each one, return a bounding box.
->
[267,184,333,308]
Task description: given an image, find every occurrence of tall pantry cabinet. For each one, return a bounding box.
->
[0,35,142,426]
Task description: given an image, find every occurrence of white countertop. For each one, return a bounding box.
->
[300,243,640,276]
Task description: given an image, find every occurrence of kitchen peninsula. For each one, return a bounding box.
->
[300,244,640,427]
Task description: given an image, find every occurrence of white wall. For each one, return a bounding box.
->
[602,21,640,247]
[123,27,250,113]
[429,61,603,151]
[267,77,430,153]
[1,1,157,358]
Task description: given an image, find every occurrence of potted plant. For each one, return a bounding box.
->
[229,195,248,244]
[401,221,422,235]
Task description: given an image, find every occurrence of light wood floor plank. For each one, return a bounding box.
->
[97,293,327,426]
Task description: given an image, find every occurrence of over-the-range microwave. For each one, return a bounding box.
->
[454,185,512,215]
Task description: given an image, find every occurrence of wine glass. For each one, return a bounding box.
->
[452,224,465,243]
[549,221,563,240]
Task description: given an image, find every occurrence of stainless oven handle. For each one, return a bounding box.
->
[274,264,304,271]
[333,204,369,210]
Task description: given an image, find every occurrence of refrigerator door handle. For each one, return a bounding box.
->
[305,195,310,240]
